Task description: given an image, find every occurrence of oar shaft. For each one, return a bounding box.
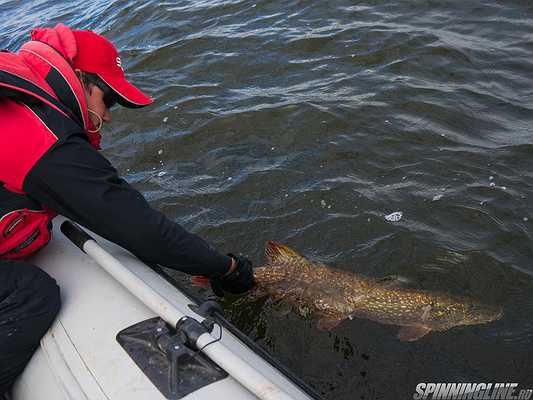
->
[60,221,295,400]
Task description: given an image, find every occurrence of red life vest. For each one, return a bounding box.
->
[0,25,100,259]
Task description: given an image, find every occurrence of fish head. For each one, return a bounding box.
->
[457,300,503,326]
[428,297,503,329]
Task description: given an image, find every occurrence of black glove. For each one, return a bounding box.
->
[211,254,255,296]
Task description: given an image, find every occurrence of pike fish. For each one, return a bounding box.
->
[253,241,503,342]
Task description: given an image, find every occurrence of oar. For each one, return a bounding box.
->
[60,220,297,400]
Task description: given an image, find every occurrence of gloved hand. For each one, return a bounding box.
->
[211,254,255,296]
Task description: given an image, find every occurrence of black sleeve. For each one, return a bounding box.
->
[23,135,232,277]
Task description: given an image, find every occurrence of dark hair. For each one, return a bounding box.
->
[81,73,114,93]
[80,72,100,88]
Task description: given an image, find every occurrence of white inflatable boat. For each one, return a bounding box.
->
[12,216,320,400]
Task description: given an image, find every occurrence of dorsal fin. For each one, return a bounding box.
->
[265,241,309,265]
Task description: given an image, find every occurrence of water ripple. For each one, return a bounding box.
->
[3,1,533,397]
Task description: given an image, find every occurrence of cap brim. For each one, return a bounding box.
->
[98,74,153,109]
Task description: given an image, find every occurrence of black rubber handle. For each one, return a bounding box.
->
[60,221,95,252]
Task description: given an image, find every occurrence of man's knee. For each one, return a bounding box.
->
[0,261,61,346]
[24,263,61,318]
[0,261,61,393]
[22,263,61,330]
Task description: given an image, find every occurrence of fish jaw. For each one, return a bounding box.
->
[345,286,503,335]
[406,296,504,333]
[457,302,503,327]
[395,300,502,342]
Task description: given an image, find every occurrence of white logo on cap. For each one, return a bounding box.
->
[116,56,123,71]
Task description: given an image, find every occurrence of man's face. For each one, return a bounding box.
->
[85,83,112,127]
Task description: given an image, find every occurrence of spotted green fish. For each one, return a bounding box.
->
[253,241,503,341]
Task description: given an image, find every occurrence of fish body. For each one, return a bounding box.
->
[254,242,503,341]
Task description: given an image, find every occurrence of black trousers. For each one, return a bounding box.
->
[0,260,60,393]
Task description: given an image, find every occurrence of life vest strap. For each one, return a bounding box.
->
[20,40,89,130]
[0,70,71,118]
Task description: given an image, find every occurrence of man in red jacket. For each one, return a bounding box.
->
[0,25,254,395]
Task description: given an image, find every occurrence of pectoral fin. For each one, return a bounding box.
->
[317,318,343,331]
[191,276,211,287]
[397,326,432,342]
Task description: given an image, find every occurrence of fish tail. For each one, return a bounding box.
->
[265,241,307,264]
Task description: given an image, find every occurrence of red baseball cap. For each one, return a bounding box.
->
[72,29,153,108]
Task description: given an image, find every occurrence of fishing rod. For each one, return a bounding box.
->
[60,220,296,400]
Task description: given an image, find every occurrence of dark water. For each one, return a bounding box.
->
[2,1,533,398]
